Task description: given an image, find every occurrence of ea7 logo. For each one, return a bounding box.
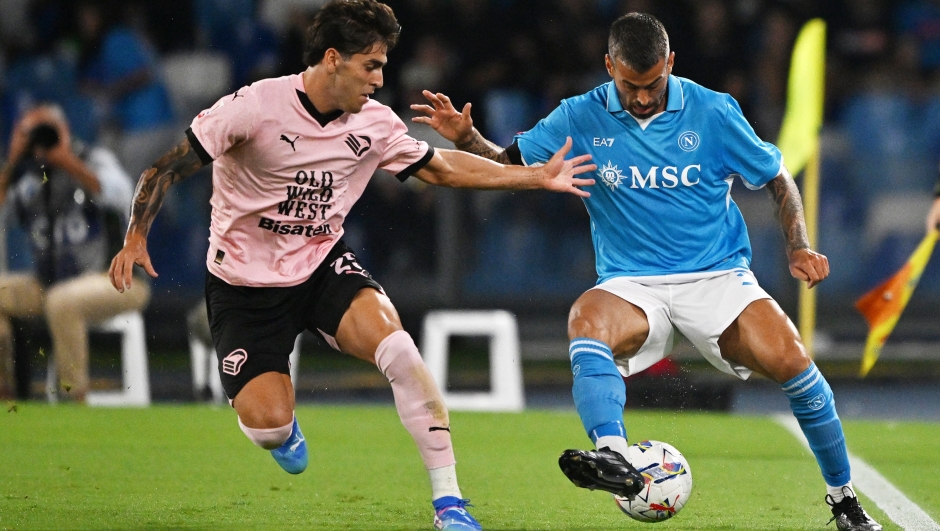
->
[593,137,615,147]
[345,134,372,156]
[222,349,248,376]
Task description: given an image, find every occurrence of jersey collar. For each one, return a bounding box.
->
[606,75,685,115]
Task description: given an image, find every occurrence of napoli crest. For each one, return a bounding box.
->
[600,161,625,190]
[678,131,700,152]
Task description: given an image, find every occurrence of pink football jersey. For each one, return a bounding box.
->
[188,74,433,287]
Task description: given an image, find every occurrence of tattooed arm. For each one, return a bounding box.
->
[109,137,206,292]
[765,168,829,288]
[410,90,514,164]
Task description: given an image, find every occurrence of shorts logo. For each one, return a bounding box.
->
[600,161,624,190]
[222,349,248,376]
[678,131,700,152]
[808,394,826,411]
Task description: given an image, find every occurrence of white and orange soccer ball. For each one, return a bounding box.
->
[614,440,693,522]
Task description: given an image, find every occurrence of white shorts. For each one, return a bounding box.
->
[593,269,771,380]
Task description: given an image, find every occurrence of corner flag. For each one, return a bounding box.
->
[777,19,826,177]
[777,19,826,357]
[855,230,938,377]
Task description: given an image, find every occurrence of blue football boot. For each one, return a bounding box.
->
[433,496,482,530]
[270,417,308,474]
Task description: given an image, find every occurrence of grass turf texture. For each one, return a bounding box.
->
[1,405,936,530]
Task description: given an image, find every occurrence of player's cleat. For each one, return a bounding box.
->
[826,487,882,531]
[270,417,308,474]
[432,496,483,531]
[559,447,645,499]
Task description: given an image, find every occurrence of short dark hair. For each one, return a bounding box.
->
[303,0,401,67]
[608,13,669,72]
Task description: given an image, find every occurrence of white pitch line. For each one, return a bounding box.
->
[774,414,940,531]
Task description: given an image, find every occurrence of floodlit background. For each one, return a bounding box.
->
[1,0,938,414]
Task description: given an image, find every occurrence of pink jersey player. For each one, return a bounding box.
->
[190,73,433,287]
[109,2,595,529]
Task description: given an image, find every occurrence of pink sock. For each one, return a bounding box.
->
[374,330,455,470]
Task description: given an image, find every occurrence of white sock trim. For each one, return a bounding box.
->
[827,482,854,502]
[429,464,462,501]
[238,416,293,450]
[595,435,631,459]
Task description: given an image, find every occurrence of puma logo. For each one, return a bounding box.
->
[280,134,299,151]
[289,433,305,452]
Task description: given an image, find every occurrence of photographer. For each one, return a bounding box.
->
[0,105,149,402]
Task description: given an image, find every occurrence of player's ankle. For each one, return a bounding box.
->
[595,435,630,459]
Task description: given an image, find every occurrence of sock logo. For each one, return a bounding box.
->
[222,349,248,376]
[429,426,451,432]
[807,394,826,410]
[572,364,581,377]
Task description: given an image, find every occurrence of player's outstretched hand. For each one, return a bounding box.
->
[109,233,158,293]
[410,90,474,144]
[788,248,829,289]
[540,137,596,198]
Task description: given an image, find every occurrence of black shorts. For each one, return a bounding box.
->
[205,240,383,400]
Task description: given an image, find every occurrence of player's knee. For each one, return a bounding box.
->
[771,344,812,383]
[568,312,608,344]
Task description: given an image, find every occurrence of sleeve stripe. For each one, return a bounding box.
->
[395,146,435,182]
[186,127,214,166]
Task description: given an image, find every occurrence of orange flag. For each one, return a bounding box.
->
[855,230,938,377]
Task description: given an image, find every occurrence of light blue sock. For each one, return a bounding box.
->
[782,363,850,486]
[570,338,627,443]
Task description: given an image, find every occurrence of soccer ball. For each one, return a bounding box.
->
[614,440,693,522]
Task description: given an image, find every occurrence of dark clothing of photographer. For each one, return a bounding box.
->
[0,106,149,401]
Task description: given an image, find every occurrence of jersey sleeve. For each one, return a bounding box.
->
[188,87,261,162]
[720,95,783,189]
[378,112,433,181]
[514,104,572,166]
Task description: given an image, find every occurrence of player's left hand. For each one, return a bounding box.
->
[540,137,596,198]
[410,90,474,144]
[788,247,829,288]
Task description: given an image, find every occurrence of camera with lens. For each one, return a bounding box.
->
[27,123,61,153]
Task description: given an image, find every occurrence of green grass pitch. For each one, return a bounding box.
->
[1,404,937,530]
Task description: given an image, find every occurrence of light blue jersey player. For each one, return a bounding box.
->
[413,12,881,531]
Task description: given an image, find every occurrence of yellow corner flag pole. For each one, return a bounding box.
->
[777,19,826,358]
[855,230,939,377]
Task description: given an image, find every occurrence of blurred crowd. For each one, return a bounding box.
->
[3,0,940,311]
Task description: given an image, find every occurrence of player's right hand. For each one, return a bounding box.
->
[410,90,474,145]
[109,233,158,293]
[788,247,829,289]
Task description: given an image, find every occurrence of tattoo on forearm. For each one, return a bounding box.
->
[128,139,204,238]
[766,175,809,253]
[455,130,511,164]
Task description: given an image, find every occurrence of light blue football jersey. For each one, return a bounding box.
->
[514,75,783,282]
